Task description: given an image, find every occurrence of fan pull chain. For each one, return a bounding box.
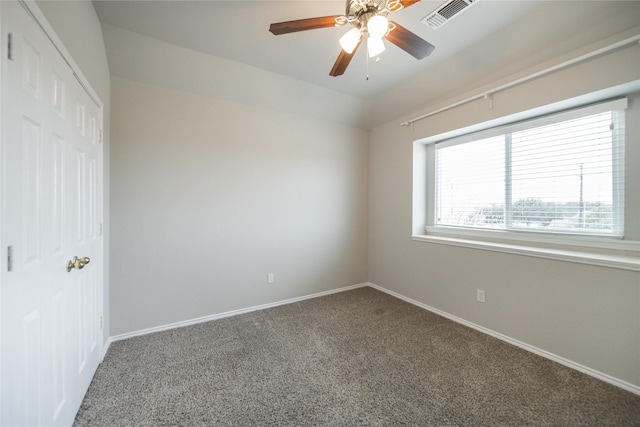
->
[364,34,369,80]
[366,52,369,80]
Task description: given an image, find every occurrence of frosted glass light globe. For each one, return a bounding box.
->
[339,28,362,54]
[367,36,385,57]
[367,15,389,39]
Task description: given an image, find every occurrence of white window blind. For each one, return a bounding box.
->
[435,98,626,237]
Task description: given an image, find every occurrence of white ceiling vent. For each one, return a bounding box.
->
[421,0,479,30]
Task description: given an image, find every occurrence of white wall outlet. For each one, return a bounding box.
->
[477,289,486,303]
[267,273,274,284]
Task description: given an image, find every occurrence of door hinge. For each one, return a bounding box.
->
[99,129,103,144]
[99,223,103,236]
[7,33,13,61]
[100,316,103,329]
[7,246,14,272]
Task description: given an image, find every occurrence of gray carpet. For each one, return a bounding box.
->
[74,287,640,426]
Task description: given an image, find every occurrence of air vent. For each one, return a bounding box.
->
[422,0,478,30]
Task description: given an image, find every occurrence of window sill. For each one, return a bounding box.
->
[412,233,640,272]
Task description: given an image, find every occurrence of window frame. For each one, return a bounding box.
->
[412,96,640,271]
[433,100,626,237]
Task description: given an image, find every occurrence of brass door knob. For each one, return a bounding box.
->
[67,256,90,272]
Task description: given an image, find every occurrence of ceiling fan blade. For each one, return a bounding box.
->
[269,16,341,35]
[329,39,362,77]
[385,22,435,60]
[399,0,422,8]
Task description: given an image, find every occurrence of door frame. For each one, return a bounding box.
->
[0,0,105,421]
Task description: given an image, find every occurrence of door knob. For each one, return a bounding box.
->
[67,256,90,272]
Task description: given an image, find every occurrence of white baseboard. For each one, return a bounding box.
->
[367,282,640,396]
[110,282,369,343]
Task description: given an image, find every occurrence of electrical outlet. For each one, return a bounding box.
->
[267,273,274,284]
[477,289,486,303]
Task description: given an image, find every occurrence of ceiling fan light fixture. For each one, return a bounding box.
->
[367,15,389,38]
[367,36,386,57]
[339,28,362,53]
[269,0,436,77]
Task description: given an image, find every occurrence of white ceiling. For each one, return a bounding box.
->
[92,0,545,99]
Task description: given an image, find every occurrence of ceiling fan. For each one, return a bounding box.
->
[269,0,435,77]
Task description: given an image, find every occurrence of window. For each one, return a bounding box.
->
[433,99,626,238]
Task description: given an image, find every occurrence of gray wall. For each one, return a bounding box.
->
[106,29,369,336]
[37,0,112,345]
[368,36,640,386]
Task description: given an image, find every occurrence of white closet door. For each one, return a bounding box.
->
[1,2,103,426]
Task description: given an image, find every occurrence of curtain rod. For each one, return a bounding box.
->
[401,34,640,128]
